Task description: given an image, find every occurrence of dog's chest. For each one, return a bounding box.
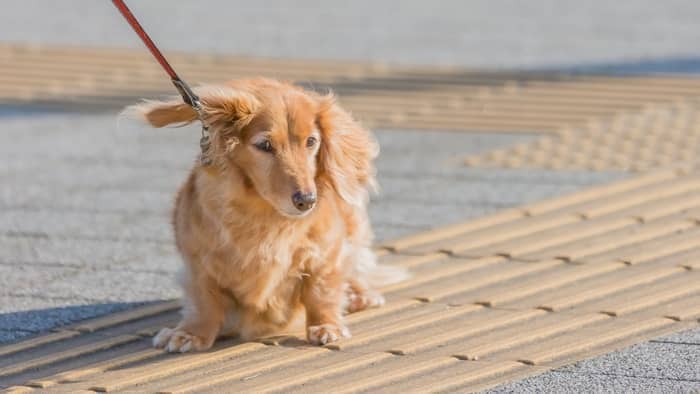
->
[215,230,311,310]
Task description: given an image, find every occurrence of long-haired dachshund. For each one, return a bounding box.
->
[130,78,406,352]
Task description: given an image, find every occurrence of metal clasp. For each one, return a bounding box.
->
[172,78,212,166]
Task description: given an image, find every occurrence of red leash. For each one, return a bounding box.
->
[111,0,212,165]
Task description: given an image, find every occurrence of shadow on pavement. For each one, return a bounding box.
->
[535,55,700,76]
[0,301,156,344]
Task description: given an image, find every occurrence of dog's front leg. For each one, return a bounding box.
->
[154,274,226,352]
[302,263,350,345]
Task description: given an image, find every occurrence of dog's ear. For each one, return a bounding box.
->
[127,86,259,129]
[316,93,379,207]
[128,100,197,127]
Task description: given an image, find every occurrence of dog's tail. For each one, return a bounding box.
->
[353,246,410,288]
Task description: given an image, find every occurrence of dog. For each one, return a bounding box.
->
[129,78,407,352]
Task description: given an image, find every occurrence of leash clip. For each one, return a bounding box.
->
[172,78,212,166]
[199,132,213,166]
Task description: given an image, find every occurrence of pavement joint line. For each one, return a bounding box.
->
[650,339,700,346]
[550,369,700,384]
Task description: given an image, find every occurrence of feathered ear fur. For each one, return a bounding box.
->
[126,85,259,129]
[126,85,260,162]
[316,93,379,207]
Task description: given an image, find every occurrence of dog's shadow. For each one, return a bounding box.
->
[0,301,322,389]
[0,301,153,345]
[255,334,312,348]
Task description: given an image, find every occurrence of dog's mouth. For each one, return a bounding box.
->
[277,206,315,219]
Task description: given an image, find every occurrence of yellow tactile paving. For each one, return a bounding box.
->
[520,169,680,216]
[597,191,700,222]
[462,215,637,258]
[596,275,700,317]
[0,331,79,359]
[382,170,697,258]
[664,248,700,271]
[0,334,142,378]
[449,312,611,361]
[557,176,700,218]
[2,170,699,393]
[379,255,503,294]
[381,309,545,356]
[326,304,485,352]
[392,260,562,304]
[514,267,686,312]
[640,296,700,322]
[575,226,700,266]
[90,342,267,392]
[24,347,165,389]
[398,211,580,256]
[97,346,321,393]
[380,208,524,253]
[69,301,180,333]
[236,351,395,394]
[516,214,697,263]
[465,100,700,172]
[459,262,623,308]
[4,43,700,138]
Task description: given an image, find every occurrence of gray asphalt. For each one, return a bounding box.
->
[1,1,699,392]
[489,328,700,393]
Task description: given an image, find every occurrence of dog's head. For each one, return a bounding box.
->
[130,78,377,218]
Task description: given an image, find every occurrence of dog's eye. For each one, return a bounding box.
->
[255,140,274,153]
[306,136,317,148]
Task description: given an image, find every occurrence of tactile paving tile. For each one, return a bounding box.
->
[465,99,700,171]
[2,170,699,393]
[3,43,700,135]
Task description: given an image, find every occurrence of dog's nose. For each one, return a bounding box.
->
[292,191,317,212]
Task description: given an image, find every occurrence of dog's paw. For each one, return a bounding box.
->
[347,291,385,313]
[153,327,212,353]
[307,323,351,345]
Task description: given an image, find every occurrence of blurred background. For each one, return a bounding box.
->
[2,0,700,71]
